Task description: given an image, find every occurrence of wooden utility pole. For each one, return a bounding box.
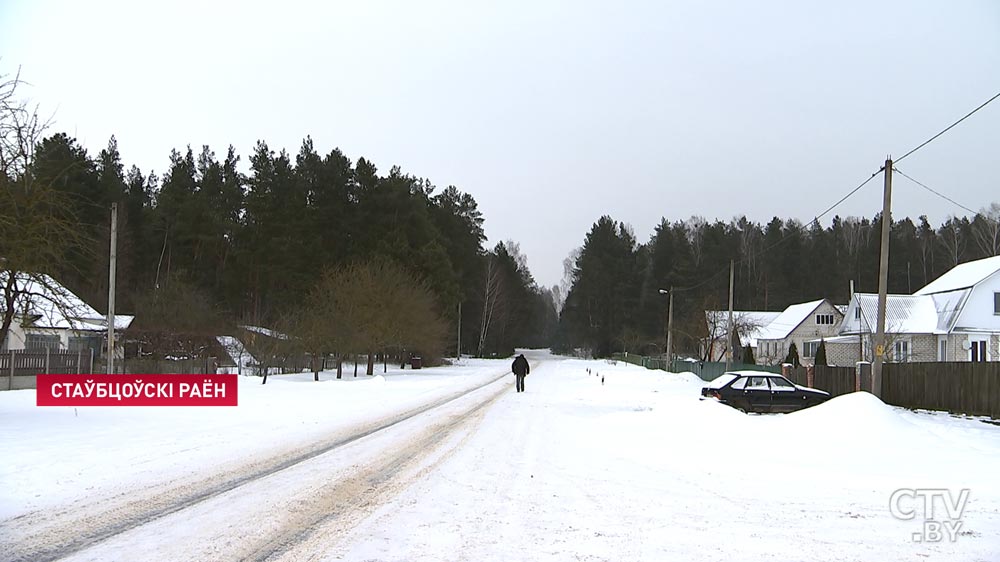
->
[457,301,462,360]
[658,288,675,369]
[107,202,118,375]
[726,259,735,371]
[666,287,674,368]
[872,159,892,397]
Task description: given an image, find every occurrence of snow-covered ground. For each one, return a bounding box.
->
[2,351,998,561]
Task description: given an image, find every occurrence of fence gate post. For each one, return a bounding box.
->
[89,348,94,374]
[856,361,872,393]
[9,349,15,391]
[45,346,50,375]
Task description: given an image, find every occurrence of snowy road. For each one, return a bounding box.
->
[3,351,999,561]
[2,364,511,562]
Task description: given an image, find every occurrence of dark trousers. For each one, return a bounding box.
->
[515,373,525,392]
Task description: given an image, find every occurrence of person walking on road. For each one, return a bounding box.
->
[512,353,530,393]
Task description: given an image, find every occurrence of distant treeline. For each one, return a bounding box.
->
[555,209,1000,357]
[5,129,558,358]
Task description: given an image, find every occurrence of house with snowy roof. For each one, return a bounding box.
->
[0,272,134,356]
[701,310,781,362]
[753,299,844,366]
[820,255,1000,366]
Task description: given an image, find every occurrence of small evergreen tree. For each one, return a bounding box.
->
[742,344,756,365]
[814,339,828,366]
[784,342,801,367]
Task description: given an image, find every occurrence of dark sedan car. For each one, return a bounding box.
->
[700,372,830,413]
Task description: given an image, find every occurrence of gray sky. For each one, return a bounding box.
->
[2,0,998,289]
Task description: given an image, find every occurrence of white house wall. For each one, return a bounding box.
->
[954,269,1000,331]
[3,323,27,350]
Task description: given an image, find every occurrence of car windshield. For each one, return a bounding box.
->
[705,373,738,389]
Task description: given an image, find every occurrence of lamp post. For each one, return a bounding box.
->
[659,288,673,370]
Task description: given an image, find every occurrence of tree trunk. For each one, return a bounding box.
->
[336,356,343,379]
[312,354,319,381]
[367,352,375,376]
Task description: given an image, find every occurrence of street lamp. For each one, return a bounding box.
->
[658,288,673,370]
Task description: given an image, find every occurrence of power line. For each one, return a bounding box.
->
[892,167,979,216]
[896,90,1000,164]
[670,168,883,293]
[810,168,883,225]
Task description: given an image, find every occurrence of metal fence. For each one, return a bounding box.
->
[611,353,781,381]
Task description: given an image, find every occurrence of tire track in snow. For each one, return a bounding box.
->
[235,377,509,562]
[2,369,511,562]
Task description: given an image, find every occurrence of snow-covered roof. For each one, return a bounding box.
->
[851,293,948,335]
[915,255,1000,295]
[0,272,134,331]
[704,311,781,347]
[813,334,865,344]
[240,325,290,340]
[217,335,256,367]
[757,299,827,340]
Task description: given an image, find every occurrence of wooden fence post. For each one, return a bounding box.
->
[806,365,815,388]
[8,349,14,390]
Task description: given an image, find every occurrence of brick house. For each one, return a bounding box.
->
[754,299,844,366]
[820,255,1000,366]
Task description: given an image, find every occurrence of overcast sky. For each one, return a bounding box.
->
[2,0,998,289]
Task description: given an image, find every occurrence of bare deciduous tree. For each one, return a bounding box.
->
[292,260,448,379]
[973,202,1000,257]
[477,254,505,357]
[939,216,967,267]
[1,68,92,349]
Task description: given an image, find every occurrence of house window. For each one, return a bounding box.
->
[995,292,1000,315]
[69,336,102,354]
[971,340,987,362]
[939,339,947,362]
[25,334,61,351]
[855,307,861,319]
[893,340,910,362]
[816,314,835,325]
[803,341,819,357]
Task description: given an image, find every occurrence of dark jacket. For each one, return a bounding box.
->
[512,355,530,376]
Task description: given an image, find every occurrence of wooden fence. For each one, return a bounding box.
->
[98,357,220,375]
[1,350,95,390]
[883,362,1000,419]
[786,362,1000,419]
[785,365,859,397]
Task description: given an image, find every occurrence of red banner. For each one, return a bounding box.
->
[36,374,238,406]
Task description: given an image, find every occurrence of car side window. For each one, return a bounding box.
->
[730,377,747,390]
[746,376,769,390]
[768,377,795,391]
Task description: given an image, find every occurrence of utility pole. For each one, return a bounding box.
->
[457,301,462,360]
[658,288,674,370]
[726,259,735,372]
[107,203,118,375]
[872,159,892,397]
[666,288,674,368]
